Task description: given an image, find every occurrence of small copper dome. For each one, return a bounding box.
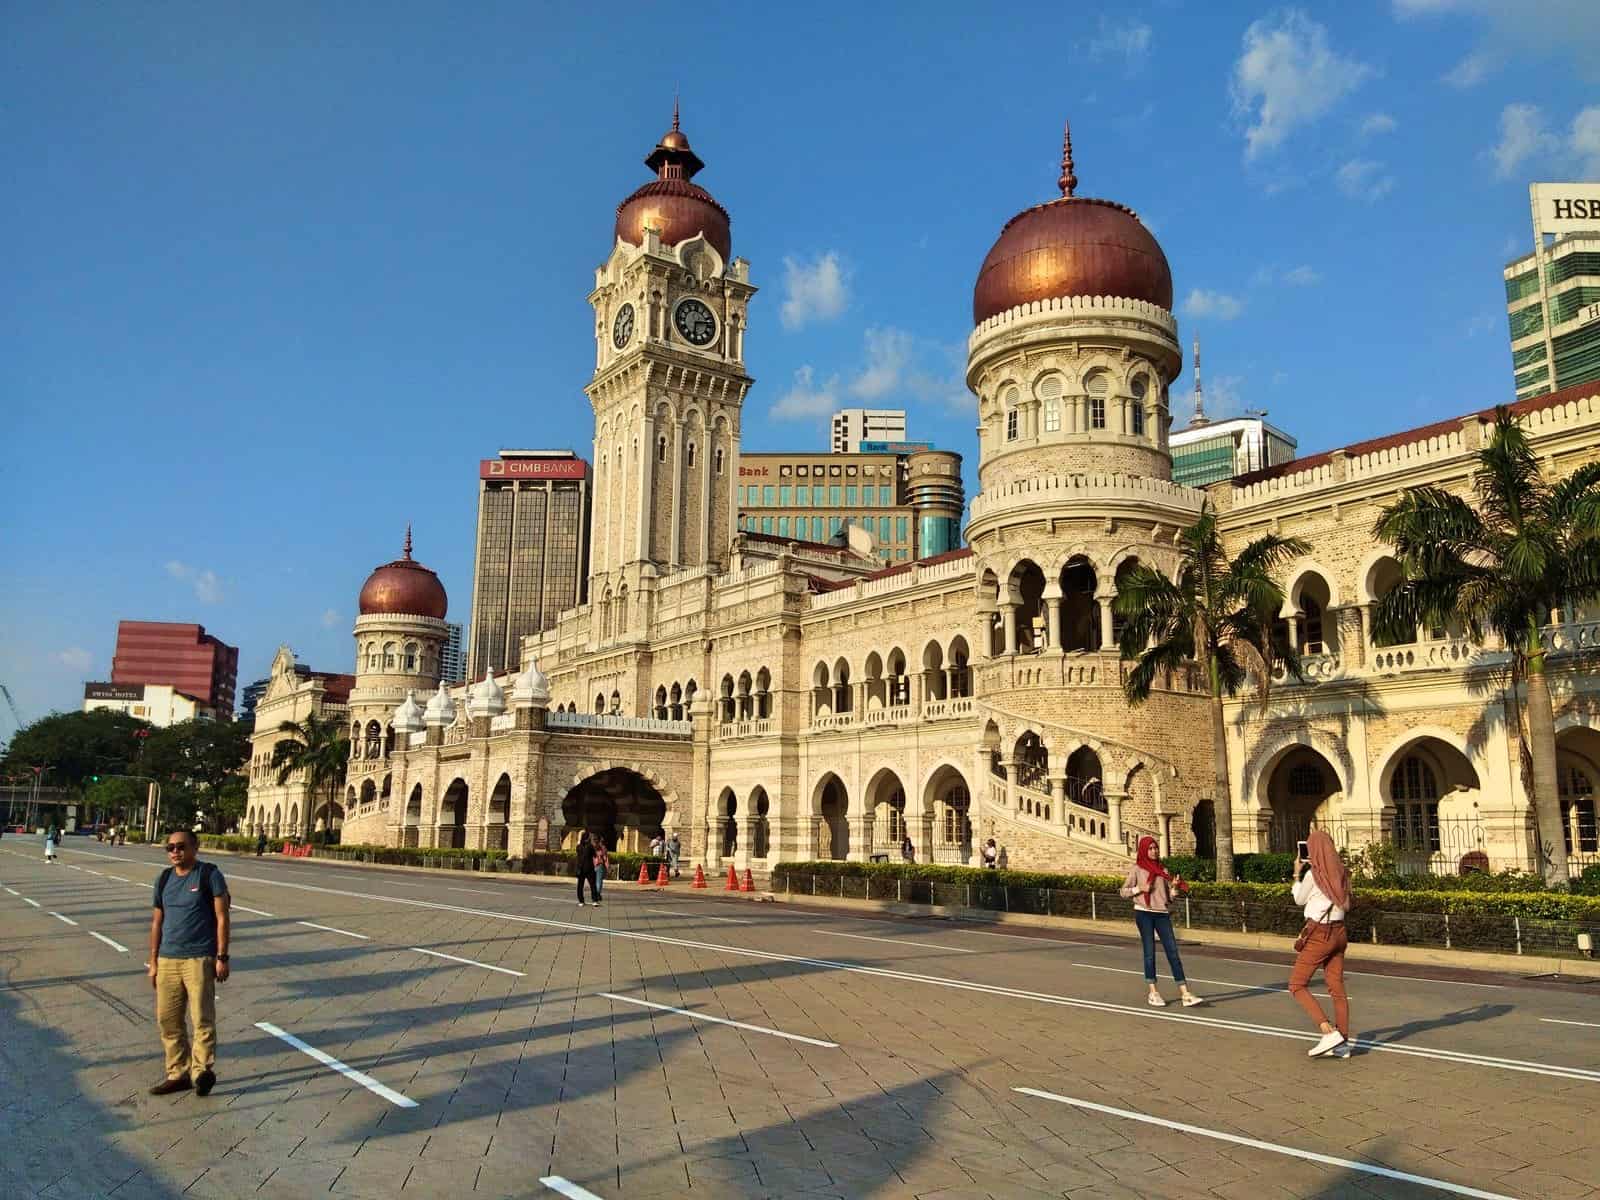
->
[615,105,732,261]
[972,123,1172,324]
[358,528,448,620]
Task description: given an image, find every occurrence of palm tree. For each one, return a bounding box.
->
[1373,406,1600,888]
[1115,507,1308,882]
[269,713,350,841]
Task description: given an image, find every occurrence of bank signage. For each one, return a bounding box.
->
[1531,183,1600,236]
[480,457,588,480]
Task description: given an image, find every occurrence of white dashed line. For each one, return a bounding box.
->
[809,928,975,953]
[90,931,130,952]
[409,947,525,977]
[448,887,503,896]
[23,898,41,908]
[1013,1089,1515,1200]
[3,887,16,895]
[1068,961,1335,999]
[232,905,276,917]
[296,921,369,940]
[646,907,749,924]
[48,911,79,926]
[255,1022,417,1107]
[540,1177,605,1200]
[1542,1017,1600,1029]
[600,992,839,1048]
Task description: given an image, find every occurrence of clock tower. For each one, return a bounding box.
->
[585,110,757,634]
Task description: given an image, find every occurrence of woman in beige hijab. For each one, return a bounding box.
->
[1289,829,1352,1058]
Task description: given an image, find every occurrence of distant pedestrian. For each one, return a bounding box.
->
[667,833,681,878]
[981,838,998,869]
[1119,836,1202,1008]
[900,835,915,863]
[574,831,598,907]
[592,837,608,902]
[255,831,267,856]
[649,833,664,858]
[1289,830,1352,1059]
[148,829,230,1097]
[44,826,59,863]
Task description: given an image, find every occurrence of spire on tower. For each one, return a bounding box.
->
[672,91,680,132]
[403,524,414,561]
[1190,335,1209,427]
[1058,121,1078,198]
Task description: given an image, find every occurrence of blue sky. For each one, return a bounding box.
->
[5,1,1599,727]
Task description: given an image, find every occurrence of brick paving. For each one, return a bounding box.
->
[1,843,1597,1199]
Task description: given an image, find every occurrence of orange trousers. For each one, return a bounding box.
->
[1287,922,1349,1038]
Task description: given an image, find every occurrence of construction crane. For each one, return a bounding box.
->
[0,683,23,732]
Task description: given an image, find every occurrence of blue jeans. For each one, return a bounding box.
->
[1134,910,1186,984]
[593,866,604,897]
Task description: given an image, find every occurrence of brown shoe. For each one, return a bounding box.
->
[194,1069,216,1097]
[149,1076,192,1096]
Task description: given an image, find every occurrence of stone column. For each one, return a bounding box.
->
[945,666,959,699]
[1001,758,1020,812]
[1050,769,1071,825]
[668,418,684,567]
[1097,595,1115,650]
[636,411,655,563]
[1159,811,1173,857]
[846,813,874,862]
[738,814,758,868]
[700,413,715,565]
[1105,791,1125,844]
[1003,604,1019,655]
[1043,587,1063,653]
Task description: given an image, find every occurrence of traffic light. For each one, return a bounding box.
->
[89,775,100,783]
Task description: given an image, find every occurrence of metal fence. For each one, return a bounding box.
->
[771,870,1600,960]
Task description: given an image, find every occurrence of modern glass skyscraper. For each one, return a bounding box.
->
[440,622,466,684]
[1505,183,1600,401]
[467,451,590,678]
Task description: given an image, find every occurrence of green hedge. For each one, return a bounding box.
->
[324,843,508,867]
[200,834,259,853]
[772,860,1600,923]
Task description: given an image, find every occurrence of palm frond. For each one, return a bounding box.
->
[1474,406,1548,532]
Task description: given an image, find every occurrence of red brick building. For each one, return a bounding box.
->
[111,621,239,718]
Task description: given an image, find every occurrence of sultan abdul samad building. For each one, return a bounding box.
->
[246,117,1600,880]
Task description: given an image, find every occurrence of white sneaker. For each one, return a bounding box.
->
[1308,1031,1346,1058]
[1180,993,1204,1007]
[577,901,587,907]
[1330,1040,1353,1058]
[1147,992,1167,1007]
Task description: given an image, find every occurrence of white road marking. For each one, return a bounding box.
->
[540,1177,605,1200]
[23,898,41,908]
[410,947,525,977]
[232,905,276,917]
[49,912,79,926]
[1070,960,1335,999]
[221,871,1599,1083]
[646,907,749,924]
[600,992,838,1048]
[448,886,503,896]
[810,928,975,953]
[3,887,16,895]
[1211,955,1510,991]
[104,875,131,883]
[90,931,129,952]
[1013,1089,1515,1200]
[296,920,369,940]
[254,1021,417,1108]
[1542,1017,1600,1029]
[82,869,103,876]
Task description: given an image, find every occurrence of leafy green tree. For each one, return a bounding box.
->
[0,709,151,792]
[1115,507,1308,882]
[1373,406,1600,888]
[85,776,148,825]
[269,713,349,839]
[142,719,252,832]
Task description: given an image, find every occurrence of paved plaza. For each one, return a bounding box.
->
[1,842,1597,1200]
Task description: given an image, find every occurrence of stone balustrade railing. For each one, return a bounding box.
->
[717,718,774,739]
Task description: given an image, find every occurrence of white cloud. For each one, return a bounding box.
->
[320,608,340,629]
[1336,158,1396,200]
[1573,106,1600,177]
[53,647,92,671]
[1490,103,1561,178]
[165,560,225,605]
[1283,264,1323,286]
[1360,112,1398,137]
[849,327,915,400]
[779,252,849,331]
[1464,312,1499,337]
[1182,289,1245,321]
[1205,374,1250,419]
[1230,11,1374,159]
[1442,51,1494,88]
[1087,17,1153,65]
[771,365,840,421]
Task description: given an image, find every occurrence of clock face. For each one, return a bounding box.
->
[612,303,634,349]
[674,298,718,347]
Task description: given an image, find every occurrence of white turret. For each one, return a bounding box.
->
[466,671,506,719]
[511,657,552,707]
[423,682,456,727]
[392,689,425,735]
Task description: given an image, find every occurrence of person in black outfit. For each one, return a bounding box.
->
[575,830,599,907]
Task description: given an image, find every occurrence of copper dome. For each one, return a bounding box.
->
[615,106,732,261]
[972,124,1171,324]
[358,528,447,620]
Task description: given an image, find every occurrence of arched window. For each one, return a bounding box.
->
[1087,373,1108,430]
[755,667,772,718]
[403,642,417,671]
[1131,377,1147,436]
[1559,757,1599,853]
[1004,385,1020,441]
[1039,375,1063,433]
[684,679,698,715]
[1391,754,1441,852]
[594,693,606,714]
[714,447,725,474]
[686,442,696,468]
[364,720,383,760]
[657,435,668,462]
[382,642,396,669]
[609,690,621,715]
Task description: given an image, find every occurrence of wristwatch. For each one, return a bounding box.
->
[216,954,230,962]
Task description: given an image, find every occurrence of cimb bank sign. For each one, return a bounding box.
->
[1531,183,1600,236]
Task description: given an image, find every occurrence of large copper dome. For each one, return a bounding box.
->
[358,529,447,620]
[614,107,732,262]
[972,125,1171,324]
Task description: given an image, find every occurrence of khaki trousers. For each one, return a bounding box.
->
[155,956,216,1081]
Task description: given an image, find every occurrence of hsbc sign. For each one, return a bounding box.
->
[1531,183,1600,236]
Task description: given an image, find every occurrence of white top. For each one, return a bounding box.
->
[1292,872,1345,923]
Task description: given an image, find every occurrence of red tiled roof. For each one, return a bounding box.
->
[1231,380,1599,487]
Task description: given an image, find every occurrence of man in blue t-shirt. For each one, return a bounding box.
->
[148,829,231,1096]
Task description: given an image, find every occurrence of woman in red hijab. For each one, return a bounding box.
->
[1289,829,1353,1058]
[1118,836,1202,1007]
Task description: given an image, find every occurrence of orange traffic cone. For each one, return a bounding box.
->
[740,869,755,893]
[637,862,650,885]
[691,864,708,888]
[724,863,739,890]
[655,862,670,886]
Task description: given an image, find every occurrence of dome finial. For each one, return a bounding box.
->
[672,90,680,133]
[1058,121,1077,198]
[402,523,413,561]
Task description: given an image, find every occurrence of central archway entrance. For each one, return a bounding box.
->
[561,768,667,853]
